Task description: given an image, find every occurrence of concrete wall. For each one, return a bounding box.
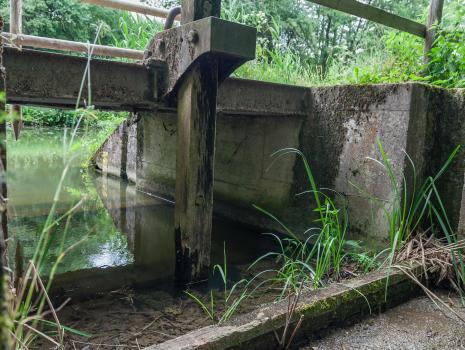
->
[94,79,465,246]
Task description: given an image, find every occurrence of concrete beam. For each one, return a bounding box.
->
[3,48,164,111]
[145,266,423,349]
[3,48,309,116]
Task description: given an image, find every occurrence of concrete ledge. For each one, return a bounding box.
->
[145,266,423,350]
[50,264,173,300]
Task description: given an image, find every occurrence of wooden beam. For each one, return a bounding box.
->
[9,0,22,140]
[174,0,221,283]
[80,0,174,19]
[307,0,426,38]
[423,0,444,62]
[2,33,144,60]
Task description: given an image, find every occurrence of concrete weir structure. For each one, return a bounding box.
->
[95,79,464,245]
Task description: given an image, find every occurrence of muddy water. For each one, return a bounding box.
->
[7,127,271,288]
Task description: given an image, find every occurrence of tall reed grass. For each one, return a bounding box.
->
[351,140,464,299]
[6,25,109,349]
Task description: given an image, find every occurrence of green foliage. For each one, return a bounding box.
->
[2,0,462,88]
[424,1,465,88]
[111,11,163,51]
[0,0,120,44]
[18,107,126,169]
[351,0,465,88]
[350,32,425,85]
[21,107,124,127]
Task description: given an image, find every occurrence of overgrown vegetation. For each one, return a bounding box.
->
[8,109,95,349]
[1,0,464,346]
[250,149,359,297]
[186,141,465,325]
[353,141,465,299]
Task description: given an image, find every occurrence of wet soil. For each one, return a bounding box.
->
[299,290,465,350]
[39,263,280,349]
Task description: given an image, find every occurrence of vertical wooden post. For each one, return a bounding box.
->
[10,0,22,140]
[174,0,221,283]
[0,15,11,350]
[423,0,444,63]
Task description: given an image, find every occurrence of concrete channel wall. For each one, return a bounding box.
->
[94,78,465,247]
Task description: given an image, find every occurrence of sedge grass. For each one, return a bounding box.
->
[185,243,251,323]
[351,139,464,301]
[251,148,359,296]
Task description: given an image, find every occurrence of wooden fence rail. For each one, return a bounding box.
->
[2,32,144,59]
[80,0,175,19]
[307,0,427,38]
[4,0,443,62]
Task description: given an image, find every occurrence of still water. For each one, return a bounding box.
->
[7,127,267,285]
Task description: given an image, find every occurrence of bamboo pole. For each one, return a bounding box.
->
[80,0,177,19]
[2,32,145,59]
[9,0,22,140]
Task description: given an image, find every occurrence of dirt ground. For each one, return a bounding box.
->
[299,291,465,350]
[39,263,280,349]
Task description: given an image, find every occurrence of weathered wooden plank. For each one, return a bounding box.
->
[174,56,218,282]
[3,48,162,110]
[174,0,222,283]
[423,0,444,62]
[307,0,426,38]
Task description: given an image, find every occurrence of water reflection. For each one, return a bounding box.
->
[7,127,271,292]
[93,175,175,278]
[7,127,134,274]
